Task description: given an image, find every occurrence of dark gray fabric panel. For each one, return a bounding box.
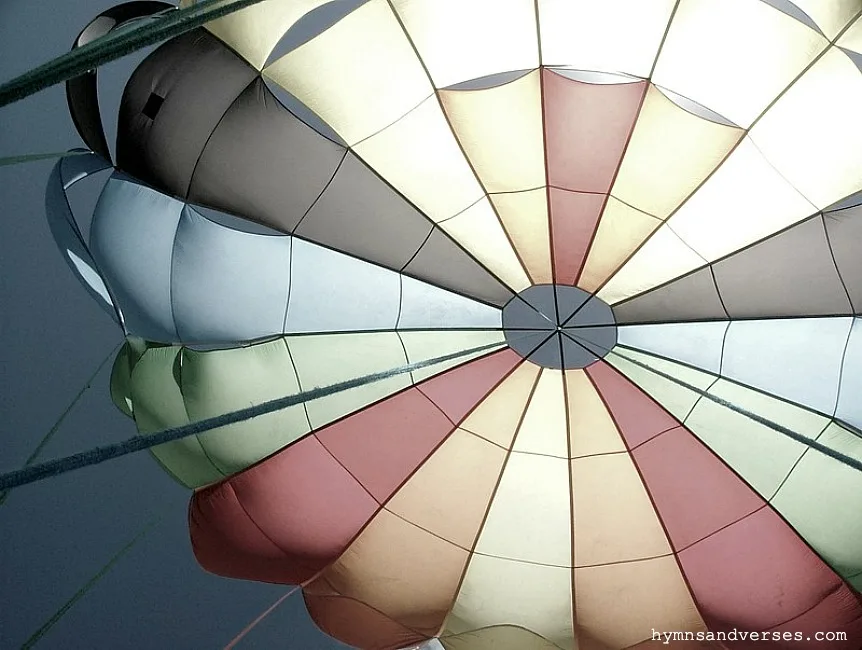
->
[824,205,862,313]
[403,229,515,307]
[712,216,852,318]
[188,76,346,233]
[296,153,433,270]
[612,266,726,324]
[117,30,257,198]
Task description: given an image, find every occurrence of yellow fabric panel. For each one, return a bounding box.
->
[460,361,540,448]
[387,428,507,549]
[565,370,627,458]
[353,96,484,220]
[513,370,569,458]
[399,330,506,383]
[652,0,828,127]
[793,0,862,39]
[440,71,545,193]
[438,199,532,292]
[578,197,663,294]
[574,556,706,648]
[391,0,539,89]
[572,453,672,566]
[446,554,574,649]
[474,452,572,566]
[537,0,676,77]
[287,331,410,428]
[749,48,862,210]
[490,189,553,285]
[180,0,333,69]
[263,0,432,145]
[611,85,744,219]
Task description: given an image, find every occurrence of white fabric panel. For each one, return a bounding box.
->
[722,318,854,416]
[652,0,827,127]
[448,554,574,645]
[749,48,862,210]
[512,370,569,458]
[398,275,502,329]
[538,0,676,76]
[89,174,182,342]
[170,207,291,343]
[474,452,571,566]
[391,0,539,89]
[617,321,729,374]
[285,238,401,333]
[837,318,862,430]
[792,0,861,39]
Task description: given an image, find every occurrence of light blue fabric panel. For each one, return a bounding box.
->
[398,275,502,330]
[170,206,292,344]
[89,173,182,341]
[616,321,728,374]
[285,238,401,333]
[836,318,862,430]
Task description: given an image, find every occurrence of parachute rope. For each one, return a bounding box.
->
[223,586,301,650]
[0,337,519,493]
[0,0,269,108]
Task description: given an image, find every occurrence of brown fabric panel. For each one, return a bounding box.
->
[187,76,345,232]
[297,152,434,269]
[117,30,257,198]
[824,204,862,313]
[316,509,470,637]
[712,215,853,318]
[404,229,515,307]
[612,266,726,324]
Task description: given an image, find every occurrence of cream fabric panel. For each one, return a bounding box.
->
[566,370,627,458]
[490,189,553,285]
[792,0,862,39]
[513,370,569,458]
[264,0,432,145]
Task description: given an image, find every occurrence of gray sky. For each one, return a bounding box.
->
[0,2,348,648]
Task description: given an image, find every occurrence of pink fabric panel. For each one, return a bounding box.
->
[189,435,378,584]
[632,426,764,550]
[678,507,862,633]
[316,388,455,502]
[549,188,606,285]
[543,69,646,194]
[417,349,522,424]
[585,361,678,448]
[303,582,428,650]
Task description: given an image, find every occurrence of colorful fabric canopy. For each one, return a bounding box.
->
[47,1,862,648]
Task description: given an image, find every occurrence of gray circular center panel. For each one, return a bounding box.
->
[502,284,617,369]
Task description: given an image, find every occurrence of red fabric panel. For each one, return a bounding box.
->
[549,188,606,285]
[585,361,678,447]
[542,70,646,194]
[417,349,522,424]
[766,586,862,650]
[678,507,862,634]
[632,426,764,550]
[189,435,378,584]
[316,389,455,502]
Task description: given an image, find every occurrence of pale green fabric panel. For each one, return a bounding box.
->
[771,422,862,582]
[400,330,505,383]
[177,338,310,477]
[287,332,411,429]
[125,345,222,488]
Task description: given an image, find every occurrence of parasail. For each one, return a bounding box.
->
[45,0,862,648]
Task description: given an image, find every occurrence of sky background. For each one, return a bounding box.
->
[0,2,348,648]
